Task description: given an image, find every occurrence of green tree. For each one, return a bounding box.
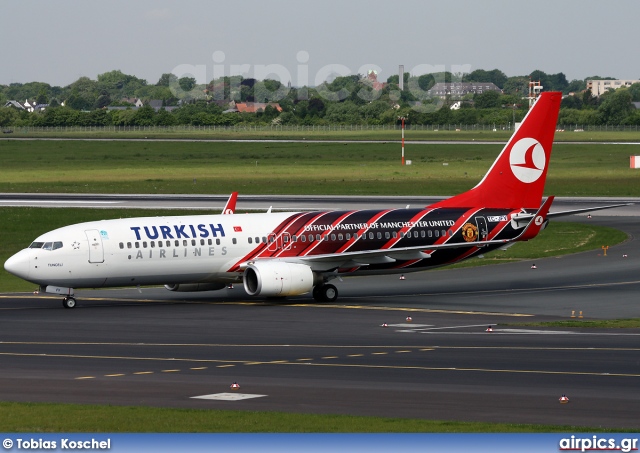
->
[178,77,197,92]
[474,90,501,108]
[463,69,507,88]
[597,88,633,124]
[628,83,640,102]
[0,108,18,127]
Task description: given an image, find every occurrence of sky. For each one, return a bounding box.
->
[1,0,638,88]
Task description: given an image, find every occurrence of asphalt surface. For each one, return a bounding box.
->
[1,208,639,429]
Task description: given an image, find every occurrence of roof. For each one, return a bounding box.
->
[235,102,282,113]
[4,100,25,109]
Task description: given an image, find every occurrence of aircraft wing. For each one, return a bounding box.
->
[252,238,514,271]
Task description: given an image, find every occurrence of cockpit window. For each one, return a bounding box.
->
[28,241,63,250]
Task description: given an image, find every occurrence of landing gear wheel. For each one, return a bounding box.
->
[313,284,338,302]
[62,297,76,309]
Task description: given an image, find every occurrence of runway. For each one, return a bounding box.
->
[1,210,639,428]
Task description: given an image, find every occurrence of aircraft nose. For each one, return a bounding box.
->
[4,250,31,280]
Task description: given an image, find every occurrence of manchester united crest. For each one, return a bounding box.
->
[462,223,478,242]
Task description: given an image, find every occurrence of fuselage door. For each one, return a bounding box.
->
[475,217,488,241]
[281,232,292,251]
[85,229,104,263]
[267,233,277,252]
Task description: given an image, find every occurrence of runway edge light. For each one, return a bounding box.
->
[230,382,240,390]
[559,394,570,404]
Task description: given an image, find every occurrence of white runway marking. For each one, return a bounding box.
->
[191,393,266,401]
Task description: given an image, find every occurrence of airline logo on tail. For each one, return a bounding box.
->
[509,138,546,183]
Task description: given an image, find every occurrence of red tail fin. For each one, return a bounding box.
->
[222,192,238,215]
[433,91,562,209]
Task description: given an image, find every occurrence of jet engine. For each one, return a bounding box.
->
[243,261,315,297]
[164,283,228,292]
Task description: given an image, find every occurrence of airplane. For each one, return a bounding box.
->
[3,92,627,308]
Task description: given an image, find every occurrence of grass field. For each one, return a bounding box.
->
[0,401,624,433]
[4,126,640,143]
[1,140,640,196]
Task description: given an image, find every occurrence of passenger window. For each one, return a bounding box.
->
[183,240,188,247]
[376,232,382,240]
[217,239,221,245]
[385,232,390,239]
[119,242,124,249]
[331,234,336,241]
[346,233,351,240]
[400,232,405,238]
[135,242,140,248]
[127,242,132,249]
[143,242,147,248]
[316,234,321,241]
[434,230,439,238]
[255,237,260,244]
[421,230,425,238]
[208,239,213,245]
[150,241,155,248]
[392,232,397,239]
[175,240,179,247]
[232,238,237,245]
[441,230,446,237]
[448,229,454,237]
[248,237,253,244]
[300,235,306,243]
[428,230,433,238]
[369,232,374,240]
[338,234,343,241]
[292,235,297,242]
[191,239,196,246]
[200,239,205,246]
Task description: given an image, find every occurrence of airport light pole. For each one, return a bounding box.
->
[399,116,406,165]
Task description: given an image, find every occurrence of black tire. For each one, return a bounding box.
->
[63,297,76,309]
[322,284,338,302]
[313,284,338,302]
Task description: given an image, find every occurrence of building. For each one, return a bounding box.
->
[427,82,502,99]
[366,70,386,91]
[586,79,640,96]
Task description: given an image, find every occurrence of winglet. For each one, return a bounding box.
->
[517,196,555,241]
[222,192,238,215]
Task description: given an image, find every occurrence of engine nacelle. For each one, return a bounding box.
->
[164,283,227,292]
[243,261,314,297]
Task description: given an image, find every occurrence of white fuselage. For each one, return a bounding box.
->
[5,212,295,289]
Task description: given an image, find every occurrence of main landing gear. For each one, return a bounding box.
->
[62,296,77,309]
[312,283,338,302]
